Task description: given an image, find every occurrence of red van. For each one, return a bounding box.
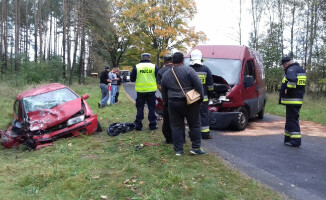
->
[185,45,266,130]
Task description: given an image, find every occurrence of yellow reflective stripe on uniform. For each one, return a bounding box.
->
[281,98,303,105]
[135,82,157,91]
[287,82,297,88]
[198,74,207,84]
[203,98,208,102]
[282,77,288,83]
[290,135,301,138]
[284,132,291,137]
[297,74,306,86]
[208,85,213,91]
[201,127,210,132]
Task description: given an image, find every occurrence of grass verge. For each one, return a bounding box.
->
[265,92,326,125]
[0,80,284,200]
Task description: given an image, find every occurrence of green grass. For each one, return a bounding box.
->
[0,79,284,200]
[265,92,326,125]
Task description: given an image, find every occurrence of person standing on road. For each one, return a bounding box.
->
[189,49,214,139]
[161,52,205,156]
[130,53,158,131]
[115,68,122,103]
[279,57,306,147]
[98,66,111,108]
[157,54,173,144]
[109,68,120,105]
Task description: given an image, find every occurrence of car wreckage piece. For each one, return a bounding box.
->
[0,83,100,150]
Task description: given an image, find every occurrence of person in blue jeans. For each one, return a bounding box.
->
[109,68,120,104]
[99,66,111,108]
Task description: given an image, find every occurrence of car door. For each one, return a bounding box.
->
[243,59,259,117]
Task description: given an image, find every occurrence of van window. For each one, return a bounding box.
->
[185,58,242,86]
[244,60,256,81]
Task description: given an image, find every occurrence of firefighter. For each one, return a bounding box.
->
[130,53,159,131]
[279,57,306,147]
[189,49,214,139]
[157,54,174,144]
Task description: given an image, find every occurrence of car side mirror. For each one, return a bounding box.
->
[244,76,254,88]
[82,94,89,100]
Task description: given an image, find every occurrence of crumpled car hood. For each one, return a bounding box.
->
[27,98,82,131]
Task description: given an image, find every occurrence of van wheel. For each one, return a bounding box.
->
[257,106,265,119]
[234,107,248,131]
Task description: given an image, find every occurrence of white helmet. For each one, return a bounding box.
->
[190,49,203,65]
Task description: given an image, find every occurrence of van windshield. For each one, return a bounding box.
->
[185,58,242,85]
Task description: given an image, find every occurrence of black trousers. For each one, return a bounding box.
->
[135,92,157,130]
[284,105,301,146]
[162,103,172,143]
[168,98,201,152]
[200,101,211,137]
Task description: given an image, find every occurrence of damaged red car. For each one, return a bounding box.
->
[0,83,100,150]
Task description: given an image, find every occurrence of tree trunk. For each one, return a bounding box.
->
[25,0,29,54]
[34,0,38,62]
[38,0,43,60]
[15,0,21,71]
[48,13,52,59]
[0,1,3,66]
[307,0,318,67]
[62,0,67,79]
[290,0,296,58]
[2,0,8,72]
[54,18,57,55]
[277,0,284,57]
[67,0,71,75]
[79,0,86,85]
[69,0,80,86]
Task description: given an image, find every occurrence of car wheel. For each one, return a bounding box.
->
[96,121,102,132]
[234,107,248,131]
[257,106,265,119]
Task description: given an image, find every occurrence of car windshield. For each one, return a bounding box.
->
[23,88,79,113]
[185,58,242,85]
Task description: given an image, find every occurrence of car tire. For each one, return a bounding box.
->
[257,106,265,119]
[96,121,103,132]
[234,107,248,131]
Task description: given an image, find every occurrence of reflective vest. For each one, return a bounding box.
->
[279,63,306,105]
[135,63,157,93]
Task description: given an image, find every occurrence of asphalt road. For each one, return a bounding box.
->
[123,82,326,200]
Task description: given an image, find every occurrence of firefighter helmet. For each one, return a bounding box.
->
[190,49,203,65]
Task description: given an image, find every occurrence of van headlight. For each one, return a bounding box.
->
[67,115,85,126]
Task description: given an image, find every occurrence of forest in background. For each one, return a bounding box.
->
[0,0,325,95]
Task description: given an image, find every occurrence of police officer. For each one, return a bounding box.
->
[157,54,173,144]
[279,57,306,147]
[189,49,214,139]
[130,53,159,131]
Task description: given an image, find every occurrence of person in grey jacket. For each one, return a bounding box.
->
[161,52,205,156]
[109,68,120,104]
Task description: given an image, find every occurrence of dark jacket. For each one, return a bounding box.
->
[279,62,306,106]
[130,60,159,82]
[190,64,214,101]
[100,70,109,85]
[161,65,204,105]
[157,64,173,87]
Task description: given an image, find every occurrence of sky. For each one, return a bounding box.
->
[191,0,252,46]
